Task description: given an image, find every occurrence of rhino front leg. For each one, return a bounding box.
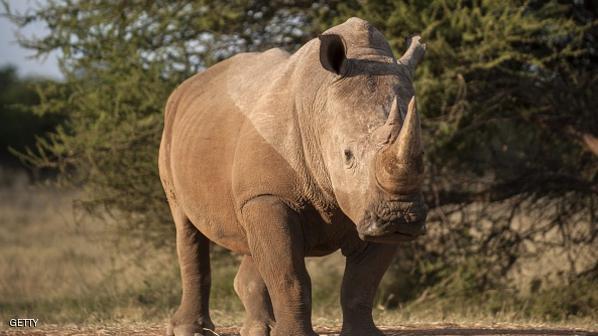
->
[241,196,317,336]
[340,243,398,336]
[167,205,215,336]
[234,255,274,336]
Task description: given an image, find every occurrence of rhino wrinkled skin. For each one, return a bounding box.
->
[159,17,428,336]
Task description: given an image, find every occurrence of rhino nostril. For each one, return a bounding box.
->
[366,222,380,234]
[403,213,415,223]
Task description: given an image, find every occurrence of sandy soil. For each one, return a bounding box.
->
[1,324,596,336]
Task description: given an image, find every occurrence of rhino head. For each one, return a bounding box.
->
[315,18,428,243]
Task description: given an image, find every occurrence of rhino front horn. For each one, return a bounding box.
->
[375,97,424,194]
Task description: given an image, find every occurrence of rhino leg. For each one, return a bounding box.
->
[167,206,215,336]
[241,196,318,336]
[234,255,274,336]
[340,243,398,336]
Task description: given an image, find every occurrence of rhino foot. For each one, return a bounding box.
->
[166,319,216,336]
[240,322,271,336]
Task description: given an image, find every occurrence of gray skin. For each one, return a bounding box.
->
[159,17,428,336]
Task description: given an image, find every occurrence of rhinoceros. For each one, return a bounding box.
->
[158,17,428,336]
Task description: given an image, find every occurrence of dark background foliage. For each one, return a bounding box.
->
[0,65,60,170]
[2,0,596,320]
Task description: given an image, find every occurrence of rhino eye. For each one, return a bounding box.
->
[343,148,355,167]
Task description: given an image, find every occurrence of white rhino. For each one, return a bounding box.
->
[159,17,427,336]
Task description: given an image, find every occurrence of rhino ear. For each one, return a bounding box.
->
[319,34,347,75]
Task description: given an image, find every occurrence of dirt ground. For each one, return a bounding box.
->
[1,324,596,336]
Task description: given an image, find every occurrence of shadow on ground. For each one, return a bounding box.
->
[1,325,596,336]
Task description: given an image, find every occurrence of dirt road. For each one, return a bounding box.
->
[1,324,596,336]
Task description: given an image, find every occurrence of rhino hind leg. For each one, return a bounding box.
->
[167,205,215,336]
[234,255,274,336]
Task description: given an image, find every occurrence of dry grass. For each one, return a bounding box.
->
[0,179,104,303]
[0,168,182,325]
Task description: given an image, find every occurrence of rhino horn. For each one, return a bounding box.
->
[376,97,424,194]
[373,96,403,144]
[398,35,426,77]
[385,95,402,128]
[395,97,423,166]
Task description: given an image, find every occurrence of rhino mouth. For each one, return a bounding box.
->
[359,230,421,243]
[357,197,428,243]
[358,221,426,243]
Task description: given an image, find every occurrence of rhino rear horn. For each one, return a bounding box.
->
[372,96,402,144]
